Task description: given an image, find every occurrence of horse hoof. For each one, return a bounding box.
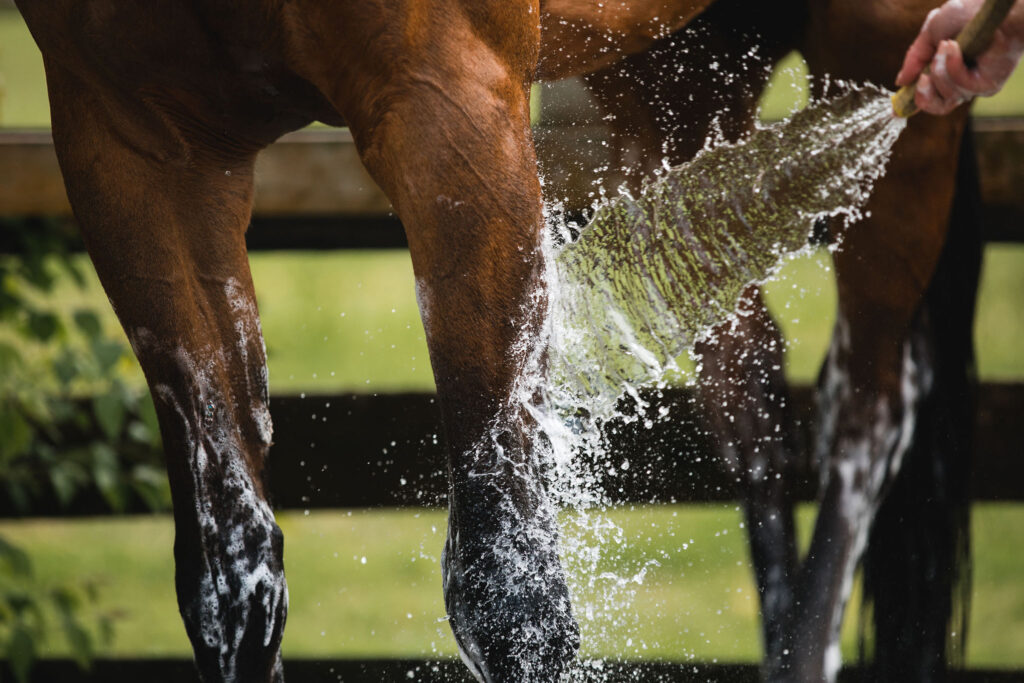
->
[442,487,579,682]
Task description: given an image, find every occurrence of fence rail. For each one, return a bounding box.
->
[4,658,1022,683]
[1,120,1022,516]
[2,119,1024,248]
[1,382,1020,518]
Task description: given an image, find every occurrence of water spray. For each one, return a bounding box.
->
[530,0,1016,668]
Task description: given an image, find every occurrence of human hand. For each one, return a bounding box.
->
[896,0,1024,114]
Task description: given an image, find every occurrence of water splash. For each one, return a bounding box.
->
[545,83,905,418]
[514,83,906,675]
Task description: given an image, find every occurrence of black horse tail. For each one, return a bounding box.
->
[859,121,983,682]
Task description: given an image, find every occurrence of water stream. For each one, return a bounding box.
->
[512,83,907,677]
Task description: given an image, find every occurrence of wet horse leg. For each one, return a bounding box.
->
[774,2,972,673]
[43,63,285,683]
[577,0,806,666]
[282,2,577,679]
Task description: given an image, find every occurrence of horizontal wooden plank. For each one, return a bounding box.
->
[2,383,1020,517]
[3,658,1019,683]
[2,121,1023,245]
[0,128,390,218]
[266,382,1024,509]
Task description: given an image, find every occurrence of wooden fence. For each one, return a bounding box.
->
[1,119,1021,512]
[1,115,1022,680]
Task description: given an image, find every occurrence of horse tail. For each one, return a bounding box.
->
[859,121,983,681]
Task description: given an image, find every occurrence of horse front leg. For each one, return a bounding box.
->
[298,3,578,679]
[44,63,286,683]
[359,87,577,682]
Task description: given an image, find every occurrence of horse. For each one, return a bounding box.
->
[538,1,980,681]
[12,0,978,682]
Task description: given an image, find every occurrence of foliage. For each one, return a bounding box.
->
[0,536,115,682]
[0,217,169,680]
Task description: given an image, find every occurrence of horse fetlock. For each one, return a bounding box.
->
[156,374,287,683]
[443,479,579,682]
[178,503,288,683]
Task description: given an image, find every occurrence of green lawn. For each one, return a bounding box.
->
[1,504,1021,666]
[23,244,1023,397]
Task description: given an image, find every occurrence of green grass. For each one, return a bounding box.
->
[21,244,1023,399]
[0,10,47,128]
[0,504,1021,666]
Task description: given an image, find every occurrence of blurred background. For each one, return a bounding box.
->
[0,3,1022,679]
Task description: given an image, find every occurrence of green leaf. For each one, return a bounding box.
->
[0,342,24,377]
[8,623,36,683]
[24,311,60,342]
[0,537,33,578]
[90,443,125,513]
[49,463,81,508]
[90,339,124,375]
[137,396,162,448]
[131,464,171,512]
[126,420,153,444]
[51,586,80,613]
[98,614,116,646]
[62,617,94,670]
[92,393,126,441]
[52,350,82,386]
[0,406,33,461]
[72,311,103,340]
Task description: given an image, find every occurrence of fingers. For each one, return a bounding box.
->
[896,0,982,86]
[899,0,1024,116]
[916,30,1024,115]
[971,28,1024,95]
[932,41,972,106]
[914,42,969,115]
[896,10,943,86]
[914,72,962,115]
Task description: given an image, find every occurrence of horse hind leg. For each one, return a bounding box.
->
[694,289,801,669]
[779,2,975,677]
[860,121,982,683]
[44,62,286,683]
[773,119,970,683]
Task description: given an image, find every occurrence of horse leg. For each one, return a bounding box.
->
[578,0,806,666]
[861,126,981,681]
[694,288,803,668]
[763,2,976,679]
[773,57,970,683]
[282,3,577,679]
[43,62,285,683]
[352,60,577,683]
